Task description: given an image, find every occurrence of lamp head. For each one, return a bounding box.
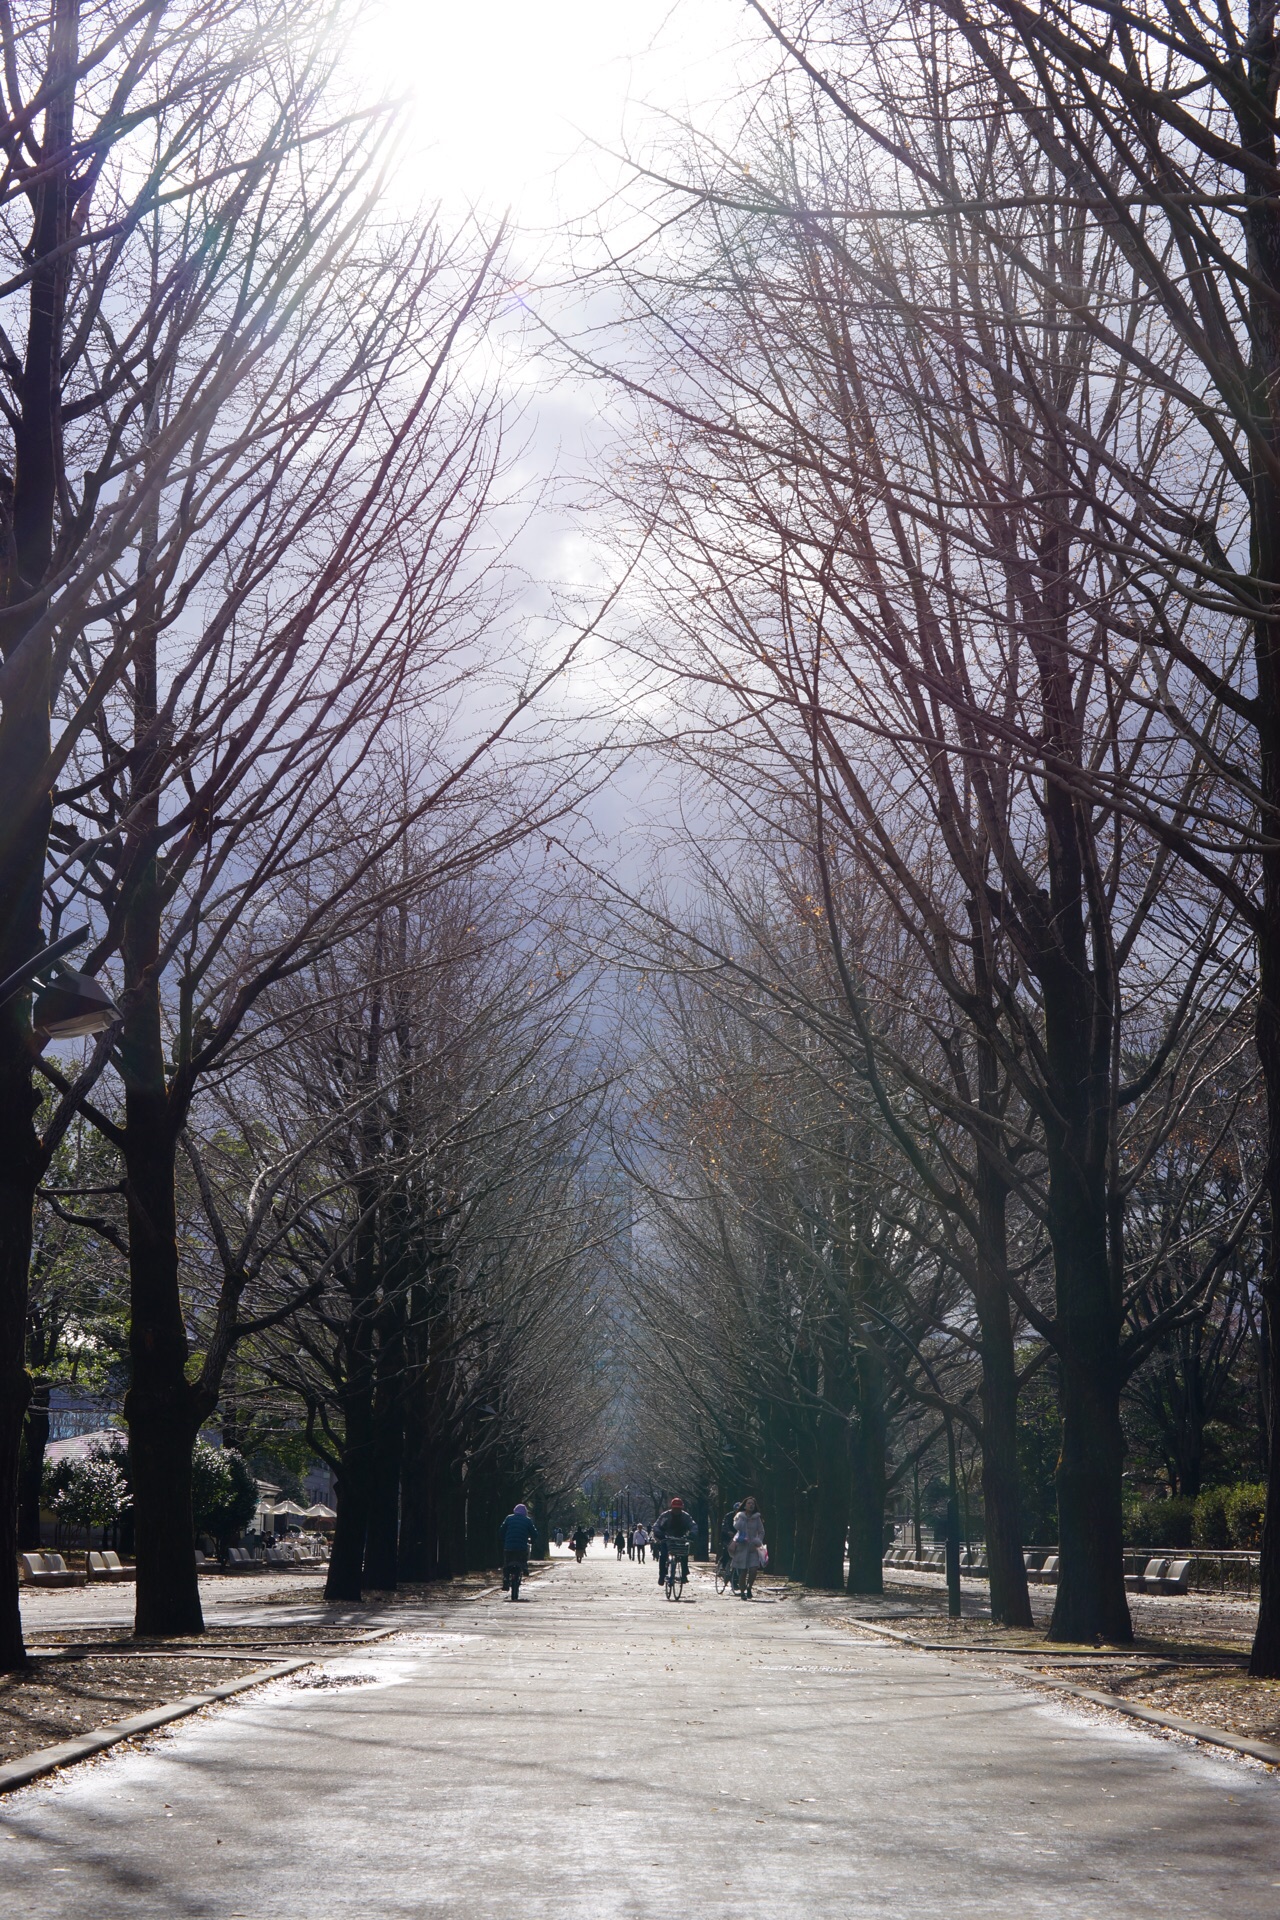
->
[32,966,119,1039]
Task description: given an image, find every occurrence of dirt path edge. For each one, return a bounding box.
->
[0,1657,314,1797]
[842,1616,1280,1770]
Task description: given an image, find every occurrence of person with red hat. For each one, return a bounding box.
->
[650,1495,697,1589]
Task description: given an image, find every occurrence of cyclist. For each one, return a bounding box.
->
[499,1502,538,1601]
[651,1497,697,1588]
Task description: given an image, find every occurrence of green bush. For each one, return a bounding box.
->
[192,1443,258,1552]
[1125,1495,1194,1550]
[41,1446,130,1537]
[1225,1482,1267,1550]
[1192,1486,1231,1549]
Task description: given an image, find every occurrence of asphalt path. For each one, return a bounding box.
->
[3,1545,1279,1917]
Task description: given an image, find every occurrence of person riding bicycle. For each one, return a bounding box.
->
[651,1497,697,1586]
[499,1502,538,1600]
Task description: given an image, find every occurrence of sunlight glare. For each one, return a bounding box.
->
[345,0,742,221]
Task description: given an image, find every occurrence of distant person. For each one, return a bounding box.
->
[615,1529,626,1559]
[554,1528,563,1548]
[731,1497,766,1599]
[571,1522,590,1562]
[633,1523,648,1563]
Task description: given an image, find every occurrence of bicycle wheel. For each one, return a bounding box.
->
[714,1562,729,1595]
[509,1564,522,1602]
[671,1560,686,1600]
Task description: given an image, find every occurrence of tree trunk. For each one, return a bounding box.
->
[804,1366,853,1589]
[397,1305,435,1582]
[846,1350,886,1594]
[971,1043,1032,1626]
[1250,807,1280,1671]
[129,1395,201,1636]
[0,0,78,1677]
[121,1087,204,1636]
[325,1365,375,1602]
[977,1317,1032,1629]
[0,1261,31,1666]
[972,1249,1032,1624]
[1046,1164,1131,1644]
[1248,249,1280,1666]
[18,1387,50,1549]
[362,1305,404,1591]
[119,668,205,1639]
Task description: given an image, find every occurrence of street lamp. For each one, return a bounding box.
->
[0,925,119,1039]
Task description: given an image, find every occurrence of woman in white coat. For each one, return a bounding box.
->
[730,1497,766,1598]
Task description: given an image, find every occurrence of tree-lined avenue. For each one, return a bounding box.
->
[3,1548,1276,1917]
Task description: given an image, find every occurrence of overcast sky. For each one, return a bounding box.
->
[343,2,758,877]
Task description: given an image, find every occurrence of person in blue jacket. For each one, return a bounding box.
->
[500,1503,538,1598]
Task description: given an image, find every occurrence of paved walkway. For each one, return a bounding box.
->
[3,1545,1279,1917]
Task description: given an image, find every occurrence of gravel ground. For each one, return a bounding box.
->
[0,1652,268,1764]
[858,1567,1280,1750]
[3,1567,510,1771]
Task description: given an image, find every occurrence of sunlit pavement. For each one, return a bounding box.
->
[3,1542,1278,1917]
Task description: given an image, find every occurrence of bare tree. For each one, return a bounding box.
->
[739,0,1280,1674]
[576,43,1255,1638]
[191,859,613,1601]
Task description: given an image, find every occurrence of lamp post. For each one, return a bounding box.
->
[0,925,119,1038]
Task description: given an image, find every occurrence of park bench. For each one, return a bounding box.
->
[87,1550,133,1582]
[222,1547,263,1573]
[1124,1555,1193,1594]
[20,1552,81,1588]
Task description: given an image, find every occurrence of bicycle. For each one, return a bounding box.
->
[664,1548,689,1601]
[503,1553,528,1601]
[714,1547,732,1595]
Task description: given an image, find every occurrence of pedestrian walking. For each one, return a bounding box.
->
[632,1523,648,1563]
[731,1497,766,1599]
